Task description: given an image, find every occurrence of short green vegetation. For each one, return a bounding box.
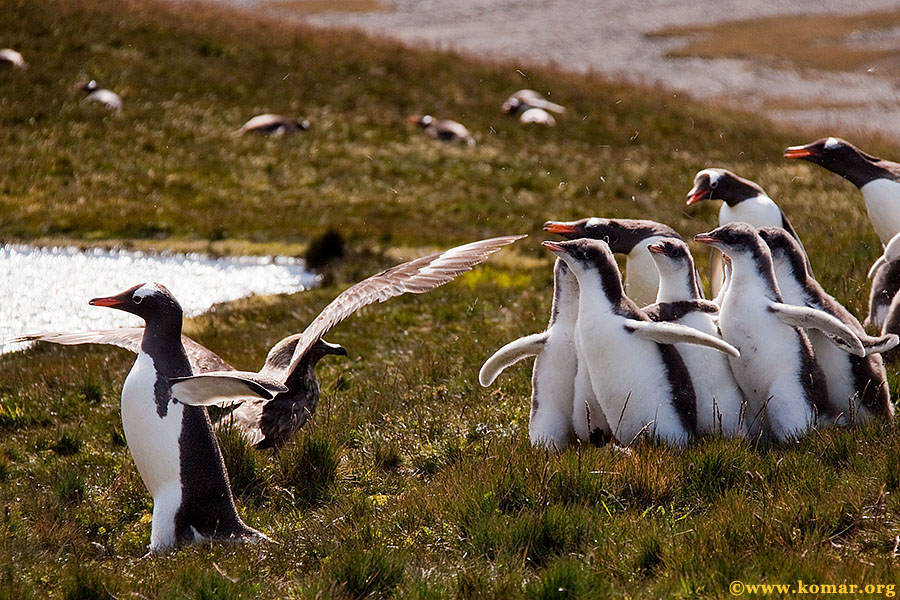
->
[1,0,899,597]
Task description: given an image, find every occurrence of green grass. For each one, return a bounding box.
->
[2,0,900,597]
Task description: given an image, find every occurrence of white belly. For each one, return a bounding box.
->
[719,196,783,229]
[529,322,578,448]
[861,179,900,245]
[625,238,665,306]
[577,311,688,445]
[121,352,183,498]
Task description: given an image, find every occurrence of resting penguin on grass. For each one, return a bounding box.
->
[16,236,525,450]
[686,168,811,297]
[643,238,746,437]
[694,223,866,443]
[542,238,740,447]
[785,137,900,330]
[543,217,691,306]
[479,259,584,449]
[758,226,896,423]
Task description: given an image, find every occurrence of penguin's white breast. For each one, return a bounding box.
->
[719,196,782,228]
[121,352,183,497]
[861,179,900,245]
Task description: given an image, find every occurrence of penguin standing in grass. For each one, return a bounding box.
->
[758,227,896,423]
[785,137,900,330]
[479,259,584,449]
[644,238,745,436]
[694,224,866,443]
[542,238,740,447]
[89,283,283,553]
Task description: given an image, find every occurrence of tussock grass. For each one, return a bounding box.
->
[2,0,900,597]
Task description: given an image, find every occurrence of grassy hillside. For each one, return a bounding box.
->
[2,0,900,597]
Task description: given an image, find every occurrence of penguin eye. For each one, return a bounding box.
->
[710,180,718,189]
[133,295,143,305]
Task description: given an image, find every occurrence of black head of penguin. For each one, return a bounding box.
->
[693,222,779,293]
[542,238,632,311]
[90,282,183,332]
[686,168,766,208]
[543,217,681,254]
[757,226,809,283]
[784,137,890,187]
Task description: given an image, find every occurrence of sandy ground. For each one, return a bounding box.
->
[255,0,900,139]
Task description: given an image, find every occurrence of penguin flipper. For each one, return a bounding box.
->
[478,332,548,386]
[170,372,288,406]
[623,319,740,357]
[767,302,865,357]
[868,255,886,279]
[861,333,900,355]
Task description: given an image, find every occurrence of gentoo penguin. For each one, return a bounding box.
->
[408,115,475,146]
[784,137,900,329]
[76,79,123,111]
[784,137,900,245]
[694,223,865,443]
[236,114,310,136]
[89,283,283,553]
[543,217,690,306]
[0,48,26,69]
[479,259,581,449]
[686,168,811,295]
[542,238,740,447]
[502,89,566,117]
[18,236,525,449]
[758,226,896,423]
[644,238,745,436]
[518,107,556,126]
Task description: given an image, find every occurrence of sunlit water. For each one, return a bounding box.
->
[0,244,318,352]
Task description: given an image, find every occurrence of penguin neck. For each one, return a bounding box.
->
[548,260,579,328]
[575,267,642,321]
[654,261,701,303]
[728,254,782,302]
[140,319,192,378]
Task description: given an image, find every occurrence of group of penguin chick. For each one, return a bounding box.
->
[482,137,900,449]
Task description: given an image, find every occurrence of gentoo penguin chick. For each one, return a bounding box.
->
[502,89,566,117]
[758,226,896,423]
[408,115,475,146]
[694,223,864,443]
[236,114,310,136]
[0,48,27,69]
[644,238,745,436]
[785,137,900,329]
[89,283,283,553]
[544,217,690,306]
[543,238,739,447]
[479,259,582,449]
[76,79,123,111]
[686,168,811,295]
[18,236,525,449]
[519,107,556,126]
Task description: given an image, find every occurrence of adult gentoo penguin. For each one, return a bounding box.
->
[543,217,689,306]
[408,115,475,146]
[76,79,123,111]
[686,168,811,295]
[89,283,284,553]
[236,114,310,136]
[694,223,865,443]
[0,48,27,69]
[644,238,745,436]
[479,259,581,449]
[784,137,900,329]
[543,238,740,447]
[17,236,525,449]
[758,226,896,423]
